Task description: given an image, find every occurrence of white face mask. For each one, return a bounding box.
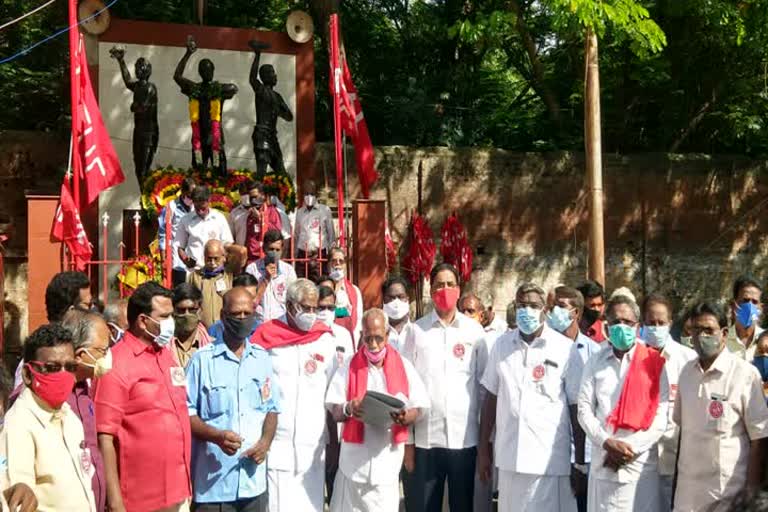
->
[144,316,175,347]
[83,348,113,377]
[304,194,316,207]
[330,268,345,282]
[240,195,250,207]
[292,306,317,332]
[317,309,335,328]
[383,299,410,321]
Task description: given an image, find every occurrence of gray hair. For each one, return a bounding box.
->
[286,278,318,306]
[515,283,546,304]
[103,299,127,325]
[61,310,103,351]
[605,295,641,324]
[362,308,387,327]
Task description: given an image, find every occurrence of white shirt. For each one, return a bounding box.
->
[325,357,430,485]
[403,310,487,449]
[726,324,764,361]
[228,204,249,246]
[268,331,343,473]
[564,332,601,464]
[656,340,697,476]
[245,260,298,322]
[387,321,412,353]
[294,204,335,253]
[673,350,768,512]
[174,209,234,268]
[577,343,669,483]
[487,316,508,336]
[481,326,573,475]
[158,197,193,271]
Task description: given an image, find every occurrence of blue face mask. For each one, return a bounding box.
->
[753,356,768,382]
[642,325,670,349]
[516,307,543,335]
[736,302,760,329]
[547,306,573,333]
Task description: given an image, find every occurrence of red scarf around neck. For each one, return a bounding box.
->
[606,342,666,433]
[250,319,330,350]
[343,347,409,444]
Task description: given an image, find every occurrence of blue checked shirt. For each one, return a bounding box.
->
[186,339,280,503]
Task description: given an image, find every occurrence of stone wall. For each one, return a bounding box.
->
[316,144,768,316]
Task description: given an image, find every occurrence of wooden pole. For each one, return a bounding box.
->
[584,29,605,287]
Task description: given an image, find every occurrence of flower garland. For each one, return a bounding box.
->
[262,171,297,212]
[117,240,162,297]
[188,82,225,166]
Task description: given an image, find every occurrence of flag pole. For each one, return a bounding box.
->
[330,14,346,249]
[68,0,81,210]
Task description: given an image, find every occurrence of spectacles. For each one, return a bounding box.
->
[28,361,78,374]
[363,335,386,344]
[175,306,200,315]
[317,305,335,312]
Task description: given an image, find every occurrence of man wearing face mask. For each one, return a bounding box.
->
[673,302,768,512]
[639,293,695,510]
[294,180,335,279]
[402,263,486,512]
[2,323,97,511]
[171,283,212,368]
[577,281,607,343]
[329,247,364,345]
[250,279,339,512]
[188,239,234,329]
[726,275,764,361]
[96,282,192,512]
[103,299,129,346]
[62,310,112,512]
[548,286,599,512]
[232,181,286,264]
[326,308,430,512]
[577,295,669,512]
[382,276,412,352]
[186,287,279,512]
[159,177,197,287]
[208,273,263,341]
[478,283,576,512]
[246,229,297,322]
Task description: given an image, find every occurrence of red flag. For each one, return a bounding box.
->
[440,213,473,283]
[329,14,346,247]
[401,213,436,284]
[339,60,379,198]
[51,180,92,271]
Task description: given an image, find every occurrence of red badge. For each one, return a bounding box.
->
[314,353,325,362]
[261,378,271,401]
[453,343,465,359]
[305,359,317,375]
[277,282,286,295]
[670,384,678,402]
[709,400,724,419]
[532,365,546,381]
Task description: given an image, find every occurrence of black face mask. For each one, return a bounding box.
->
[582,308,601,325]
[223,314,258,340]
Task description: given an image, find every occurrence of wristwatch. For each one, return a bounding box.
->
[572,463,588,475]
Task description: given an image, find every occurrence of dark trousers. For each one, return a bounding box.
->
[172,268,188,288]
[405,447,476,512]
[193,493,268,512]
[577,492,587,512]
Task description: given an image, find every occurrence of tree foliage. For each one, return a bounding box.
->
[0,0,767,155]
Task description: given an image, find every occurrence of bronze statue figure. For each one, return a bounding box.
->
[249,40,294,178]
[109,45,158,187]
[174,36,238,174]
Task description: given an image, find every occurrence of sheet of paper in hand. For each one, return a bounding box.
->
[361,390,406,427]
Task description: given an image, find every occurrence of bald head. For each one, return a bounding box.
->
[362,308,388,358]
[458,293,484,324]
[204,239,226,271]
[223,287,255,316]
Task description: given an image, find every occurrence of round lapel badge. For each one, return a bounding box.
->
[453,343,465,359]
[305,359,317,375]
[532,364,546,381]
[709,400,724,419]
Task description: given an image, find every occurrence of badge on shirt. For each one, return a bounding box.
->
[261,377,271,401]
[170,367,186,386]
[336,346,346,366]
[215,279,228,294]
[80,446,95,479]
[708,399,724,420]
[314,353,325,363]
[452,343,466,359]
[304,359,318,375]
[669,384,678,402]
[532,364,546,381]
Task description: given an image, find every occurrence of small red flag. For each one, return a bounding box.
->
[51,180,92,271]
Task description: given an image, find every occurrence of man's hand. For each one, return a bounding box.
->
[390,408,419,426]
[184,256,197,269]
[249,206,261,219]
[249,40,271,52]
[186,35,198,54]
[477,443,493,483]
[602,438,634,471]
[107,502,127,512]
[4,483,38,512]
[403,444,416,473]
[216,430,243,456]
[242,437,271,464]
[265,262,278,280]
[347,398,364,418]
[570,465,588,497]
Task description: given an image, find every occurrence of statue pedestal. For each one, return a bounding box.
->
[352,199,386,309]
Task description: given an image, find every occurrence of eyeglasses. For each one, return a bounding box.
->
[363,335,386,344]
[28,361,78,374]
[317,304,335,312]
[175,306,200,315]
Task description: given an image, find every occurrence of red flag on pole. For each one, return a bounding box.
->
[51,180,92,271]
[329,14,346,248]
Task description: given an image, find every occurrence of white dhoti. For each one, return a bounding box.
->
[268,465,325,512]
[498,471,577,512]
[329,471,399,512]
[587,473,660,512]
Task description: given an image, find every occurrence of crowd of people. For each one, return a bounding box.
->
[4,182,768,512]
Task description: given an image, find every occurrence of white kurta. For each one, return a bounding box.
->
[481,326,576,512]
[577,343,669,512]
[267,331,343,512]
[326,357,430,512]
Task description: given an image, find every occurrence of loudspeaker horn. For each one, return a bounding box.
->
[286,10,314,44]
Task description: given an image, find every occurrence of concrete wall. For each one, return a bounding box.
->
[316,144,768,316]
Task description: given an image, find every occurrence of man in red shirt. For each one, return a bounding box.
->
[95,282,192,512]
[577,280,607,343]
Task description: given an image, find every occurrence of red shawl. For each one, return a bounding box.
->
[250,319,330,350]
[606,342,666,433]
[335,279,359,342]
[343,347,409,444]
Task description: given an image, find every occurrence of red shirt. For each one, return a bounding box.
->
[586,318,607,343]
[95,332,192,512]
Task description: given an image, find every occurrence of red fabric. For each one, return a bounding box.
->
[343,347,409,444]
[587,319,607,343]
[440,213,473,283]
[334,280,359,342]
[251,319,330,350]
[245,206,282,261]
[51,181,92,271]
[606,342,666,433]
[94,332,191,512]
[67,15,123,206]
[401,212,436,284]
